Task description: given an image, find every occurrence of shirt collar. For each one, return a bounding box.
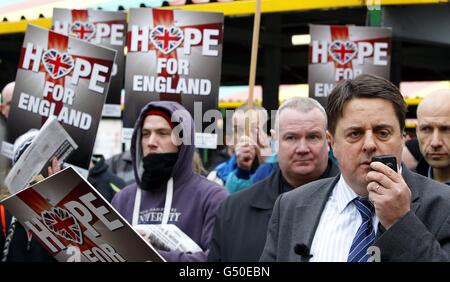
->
[334,165,405,213]
[428,166,450,185]
[428,166,433,179]
[334,175,359,214]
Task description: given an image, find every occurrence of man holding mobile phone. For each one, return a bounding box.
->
[261,74,450,262]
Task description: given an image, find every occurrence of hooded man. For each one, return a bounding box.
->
[111,101,228,262]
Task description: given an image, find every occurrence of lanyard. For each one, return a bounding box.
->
[132,178,174,226]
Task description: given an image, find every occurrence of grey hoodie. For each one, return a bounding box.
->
[111,101,228,261]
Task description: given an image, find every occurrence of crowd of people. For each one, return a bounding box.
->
[0,73,450,262]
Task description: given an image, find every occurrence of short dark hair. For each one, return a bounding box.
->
[326,74,407,135]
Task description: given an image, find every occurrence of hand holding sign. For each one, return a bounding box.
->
[235,136,257,171]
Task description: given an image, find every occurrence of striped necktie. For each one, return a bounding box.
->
[347,197,376,262]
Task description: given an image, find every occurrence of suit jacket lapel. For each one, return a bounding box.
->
[292,175,340,261]
[402,165,421,213]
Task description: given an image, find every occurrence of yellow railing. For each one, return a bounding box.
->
[0,0,448,35]
[0,17,51,35]
[163,0,449,15]
[404,98,423,106]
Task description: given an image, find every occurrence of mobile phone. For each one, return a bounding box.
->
[371,155,398,172]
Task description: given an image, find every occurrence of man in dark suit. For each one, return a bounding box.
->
[261,74,450,262]
[208,97,339,262]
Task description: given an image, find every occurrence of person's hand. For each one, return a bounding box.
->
[47,157,61,176]
[256,127,272,162]
[235,136,257,171]
[136,229,147,238]
[366,161,411,230]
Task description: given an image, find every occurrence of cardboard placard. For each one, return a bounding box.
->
[3,24,116,171]
[1,167,164,262]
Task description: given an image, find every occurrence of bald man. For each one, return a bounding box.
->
[1,82,14,119]
[1,82,14,196]
[416,89,450,185]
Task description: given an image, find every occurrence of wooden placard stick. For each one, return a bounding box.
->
[245,0,262,140]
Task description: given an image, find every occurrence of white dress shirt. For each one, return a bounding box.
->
[309,175,379,262]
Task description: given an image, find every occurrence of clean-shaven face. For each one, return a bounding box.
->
[141,115,178,156]
[277,108,329,185]
[329,98,404,195]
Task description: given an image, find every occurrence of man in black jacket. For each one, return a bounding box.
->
[105,151,134,186]
[415,90,450,185]
[208,97,339,262]
[89,154,126,202]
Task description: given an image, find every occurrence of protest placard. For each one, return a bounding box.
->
[2,24,116,171]
[123,8,223,147]
[52,8,126,117]
[308,25,391,106]
[2,167,164,262]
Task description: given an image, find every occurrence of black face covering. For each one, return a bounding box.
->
[141,152,179,191]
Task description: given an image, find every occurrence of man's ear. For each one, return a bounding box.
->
[269,128,279,153]
[270,129,276,141]
[326,130,334,149]
[401,131,406,148]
